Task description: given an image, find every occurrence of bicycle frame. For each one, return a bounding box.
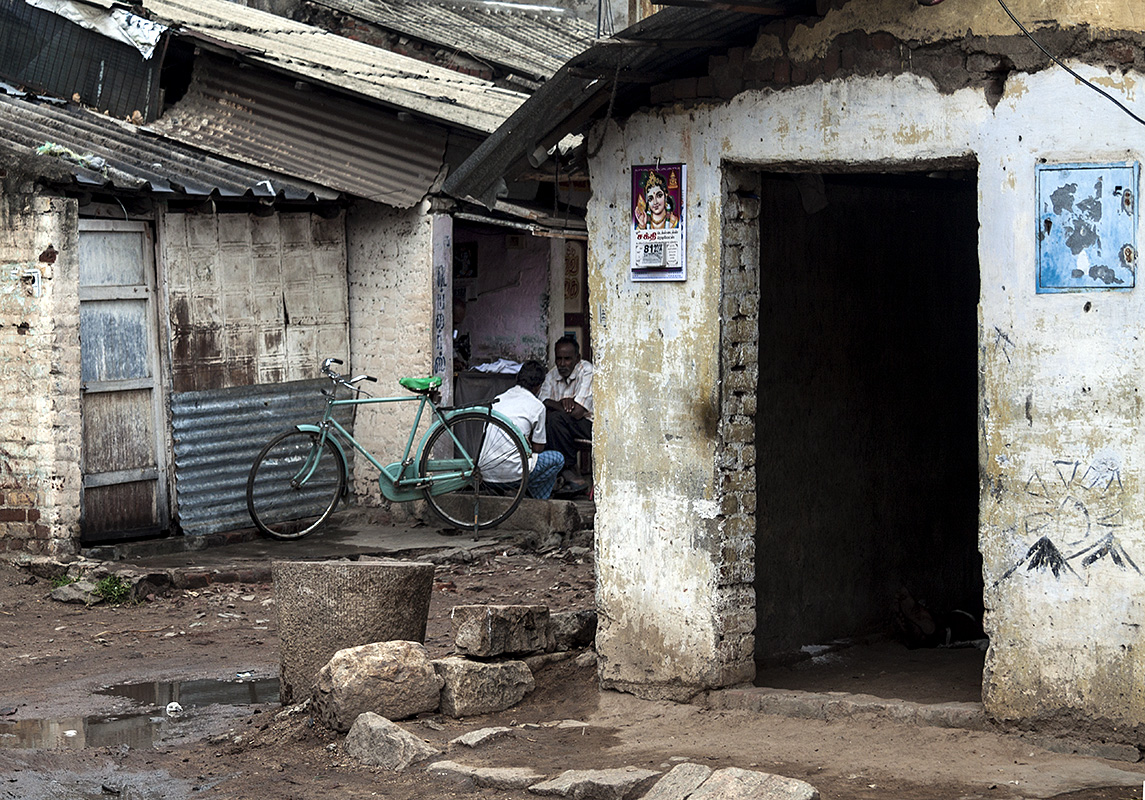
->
[297,388,521,503]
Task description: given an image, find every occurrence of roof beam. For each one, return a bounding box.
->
[592,37,738,48]
[566,67,665,83]
[643,0,789,13]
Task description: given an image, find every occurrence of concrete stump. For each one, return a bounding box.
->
[273,560,434,703]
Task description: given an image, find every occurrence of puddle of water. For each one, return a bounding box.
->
[97,676,280,707]
[0,676,279,750]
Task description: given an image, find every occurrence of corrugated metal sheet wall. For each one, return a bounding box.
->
[0,0,160,120]
[171,379,356,536]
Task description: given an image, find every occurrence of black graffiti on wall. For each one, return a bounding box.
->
[995,457,1139,586]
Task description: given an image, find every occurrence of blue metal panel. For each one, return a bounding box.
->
[1036,162,1138,293]
[170,380,355,536]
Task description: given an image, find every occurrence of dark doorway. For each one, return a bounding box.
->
[753,171,982,698]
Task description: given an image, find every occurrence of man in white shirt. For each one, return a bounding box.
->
[480,361,564,499]
[539,336,593,493]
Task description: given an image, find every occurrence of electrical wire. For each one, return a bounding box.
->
[996,0,1145,127]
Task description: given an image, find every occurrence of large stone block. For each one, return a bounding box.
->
[426,760,545,790]
[642,762,713,800]
[433,656,535,717]
[687,767,819,800]
[528,767,661,799]
[312,640,443,731]
[452,604,552,656]
[273,560,434,703]
[344,712,440,771]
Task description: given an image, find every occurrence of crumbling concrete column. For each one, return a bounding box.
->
[273,560,434,703]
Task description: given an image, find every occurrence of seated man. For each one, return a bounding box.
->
[539,336,593,493]
[481,360,564,499]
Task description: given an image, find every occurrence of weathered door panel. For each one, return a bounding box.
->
[78,220,169,542]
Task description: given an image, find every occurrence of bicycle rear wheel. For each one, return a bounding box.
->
[419,412,528,530]
[247,430,346,540]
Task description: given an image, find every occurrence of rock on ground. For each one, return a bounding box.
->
[313,640,443,731]
[452,604,553,656]
[527,767,661,799]
[642,763,713,800]
[427,760,546,790]
[551,609,597,650]
[434,656,535,717]
[450,726,515,748]
[688,767,819,800]
[343,712,441,771]
[49,580,100,605]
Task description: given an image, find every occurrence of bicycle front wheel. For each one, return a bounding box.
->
[247,430,346,540]
[419,412,528,530]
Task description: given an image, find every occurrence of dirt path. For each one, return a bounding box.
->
[0,554,1142,800]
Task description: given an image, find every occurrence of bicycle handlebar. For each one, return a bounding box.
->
[320,358,376,394]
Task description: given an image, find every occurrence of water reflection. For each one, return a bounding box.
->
[98,677,279,707]
[0,676,278,750]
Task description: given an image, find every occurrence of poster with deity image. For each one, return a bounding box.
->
[631,163,686,281]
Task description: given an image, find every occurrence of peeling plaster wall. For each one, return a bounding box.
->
[976,69,1145,734]
[588,117,729,700]
[784,0,1145,62]
[345,201,435,505]
[0,182,81,555]
[591,0,1145,728]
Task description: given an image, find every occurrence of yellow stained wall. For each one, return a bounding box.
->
[589,0,1145,730]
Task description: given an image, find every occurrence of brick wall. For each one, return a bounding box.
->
[345,201,435,505]
[714,167,761,686]
[0,183,82,555]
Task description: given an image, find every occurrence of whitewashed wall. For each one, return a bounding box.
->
[590,50,1145,723]
[345,201,436,504]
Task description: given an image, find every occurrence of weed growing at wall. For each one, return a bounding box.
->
[94,575,130,605]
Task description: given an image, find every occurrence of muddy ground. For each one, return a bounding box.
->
[0,548,1143,800]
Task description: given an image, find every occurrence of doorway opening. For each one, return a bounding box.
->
[751,169,983,703]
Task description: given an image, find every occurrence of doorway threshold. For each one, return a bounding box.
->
[704,683,986,731]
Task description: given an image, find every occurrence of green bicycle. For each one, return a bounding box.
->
[246,358,530,540]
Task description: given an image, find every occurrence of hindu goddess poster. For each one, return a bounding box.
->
[630,163,686,281]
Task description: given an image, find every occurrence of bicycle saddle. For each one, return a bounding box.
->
[399,376,443,392]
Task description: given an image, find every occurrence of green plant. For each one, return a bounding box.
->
[49,574,78,589]
[94,575,131,605]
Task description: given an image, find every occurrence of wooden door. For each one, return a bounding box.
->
[78,220,169,542]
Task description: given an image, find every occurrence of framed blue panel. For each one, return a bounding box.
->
[1036,162,1138,293]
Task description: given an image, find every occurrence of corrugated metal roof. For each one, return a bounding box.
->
[0,91,339,200]
[0,0,164,120]
[148,55,448,207]
[309,0,597,81]
[444,6,804,205]
[139,0,528,134]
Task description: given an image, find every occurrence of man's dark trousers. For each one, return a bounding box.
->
[545,408,592,468]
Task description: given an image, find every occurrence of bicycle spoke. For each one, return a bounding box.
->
[247,431,346,540]
[419,412,528,530]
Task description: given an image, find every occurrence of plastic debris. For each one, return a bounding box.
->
[35,142,108,173]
